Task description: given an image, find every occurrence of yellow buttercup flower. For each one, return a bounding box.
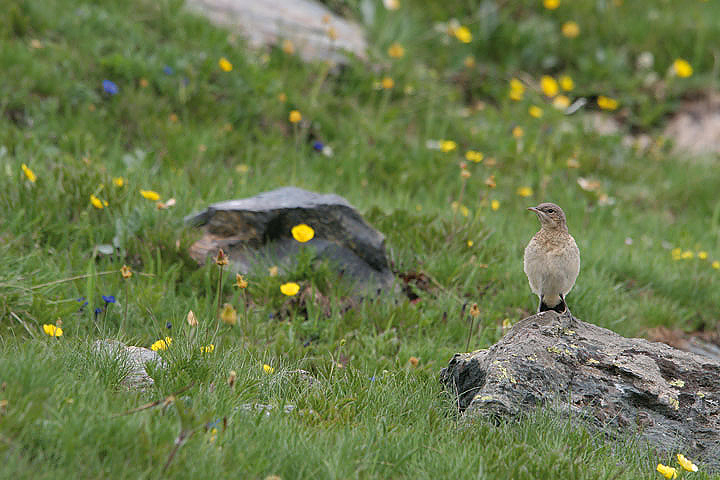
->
[561,21,580,38]
[543,0,560,9]
[509,78,525,101]
[140,190,160,201]
[671,248,682,261]
[453,26,472,43]
[673,58,693,78]
[681,250,694,260]
[150,337,172,351]
[200,344,215,354]
[465,150,483,163]
[553,95,571,109]
[21,163,37,183]
[559,75,574,91]
[597,96,619,111]
[540,75,558,97]
[656,464,677,479]
[516,186,533,197]
[491,200,500,211]
[220,303,237,326]
[676,454,698,472]
[289,110,302,123]
[381,77,394,89]
[291,224,315,243]
[90,194,104,209]
[263,364,275,374]
[280,282,300,296]
[698,251,708,260]
[218,57,233,72]
[529,105,543,118]
[440,140,457,152]
[43,324,63,337]
[112,177,125,187]
[713,260,720,269]
[512,126,524,138]
[387,43,405,58]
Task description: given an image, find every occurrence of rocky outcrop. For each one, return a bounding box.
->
[440,311,720,469]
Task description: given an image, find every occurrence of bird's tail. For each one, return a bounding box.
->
[539,297,567,314]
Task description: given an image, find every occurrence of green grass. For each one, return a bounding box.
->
[2,0,720,477]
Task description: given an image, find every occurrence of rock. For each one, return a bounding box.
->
[440,311,720,469]
[185,186,394,290]
[185,0,367,65]
[93,340,165,390]
[664,93,720,157]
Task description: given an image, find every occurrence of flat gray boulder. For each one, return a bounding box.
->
[440,311,720,469]
[185,187,394,290]
[93,340,165,390]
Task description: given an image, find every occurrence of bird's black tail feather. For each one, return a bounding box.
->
[539,298,567,314]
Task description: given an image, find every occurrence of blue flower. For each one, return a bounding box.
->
[94,307,103,320]
[313,141,324,152]
[102,80,119,95]
[102,295,116,304]
[163,65,174,75]
[166,321,172,329]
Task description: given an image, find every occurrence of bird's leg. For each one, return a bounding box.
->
[537,296,543,314]
[559,294,576,325]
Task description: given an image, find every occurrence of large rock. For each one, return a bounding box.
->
[440,311,720,469]
[185,0,367,65]
[185,187,394,290]
[93,340,165,390]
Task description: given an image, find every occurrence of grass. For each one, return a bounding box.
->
[2,0,720,477]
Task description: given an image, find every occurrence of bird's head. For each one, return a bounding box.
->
[528,202,568,231]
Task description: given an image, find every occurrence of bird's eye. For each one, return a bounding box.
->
[546,208,555,213]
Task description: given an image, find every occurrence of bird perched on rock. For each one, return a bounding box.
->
[523,202,580,314]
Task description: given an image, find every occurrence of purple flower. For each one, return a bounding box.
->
[102,295,116,304]
[163,65,174,75]
[102,80,119,95]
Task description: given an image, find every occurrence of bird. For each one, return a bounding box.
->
[523,202,580,315]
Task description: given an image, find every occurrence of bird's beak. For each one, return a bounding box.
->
[527,206,539,214]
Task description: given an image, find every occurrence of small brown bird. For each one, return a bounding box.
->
[523,202,580,314]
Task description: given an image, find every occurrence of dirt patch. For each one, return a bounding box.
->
[663,93,720,157]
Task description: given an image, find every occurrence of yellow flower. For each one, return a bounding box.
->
[140,189,160,201]
[90,194,104,209]
[469,303,480,318]
[673,58,693,78]
[218,57,233,72]
[656,464,677,479]
[512,126,524,138]
[292,224,315,243]
[112,177,125,187]
[491,199,500,211]
[516,186,533,197]
[289,110,302,123]
[465,150,484,163]
[150,337,172,351]
[263,364,275,374]
[277,92,287,103]
[540,75,559,97]
[561,21,580,38]
[387,43,405,58]
[121,264,132,279]
[21,163,37,183]
[215,248,229,266]
[681,250,694,260]
[553,95,571,109]
[220,303,237,326]
[676,454,698,472]
[713,260,720,269]
[187,310,198,327]
[200,344,215,354]
[559,75,574,91]
[529,105,543,118]
[43,324,63,337]
[440,140,457,152]
[698,251,708,260]
[383,0,400,10]
[280,282,300,296]
[281,39,295,55]
[467,240,474,247]
[453,26,472,43]
[671,248,682,261]
[597,96,619,111]
[235,274,248,289]
[509,78,525,101]
[543,0,560,9]
[381,77,394,89]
